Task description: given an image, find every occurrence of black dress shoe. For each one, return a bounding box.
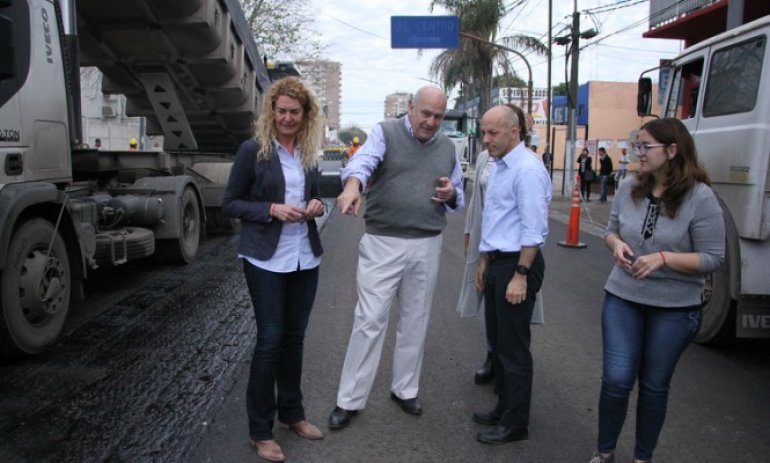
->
[476,425,528,445]
[472,404,504,426]
[474,352,495,385]
[390,393,423,415]
[328,406,358,430]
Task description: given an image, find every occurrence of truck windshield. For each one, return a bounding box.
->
[440,119,463,136]
[702,35,765,117]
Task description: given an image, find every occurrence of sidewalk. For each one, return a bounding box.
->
[547,169,612,239]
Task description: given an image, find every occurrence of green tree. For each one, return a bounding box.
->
[429,0,548,120]
[493,73,526,88]
[338,127,367,146]
[552,82,568,96]
[240,0,322,61]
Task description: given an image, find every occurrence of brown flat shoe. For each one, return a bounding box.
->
[282,419,325,440]
[250,439,286,462]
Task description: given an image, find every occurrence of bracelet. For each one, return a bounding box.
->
[659,250,667,266]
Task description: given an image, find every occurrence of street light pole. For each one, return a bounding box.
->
[459,32,533,115]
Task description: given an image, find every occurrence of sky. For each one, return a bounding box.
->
[307,0,684,130]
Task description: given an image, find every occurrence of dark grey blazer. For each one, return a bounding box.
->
[222,139,323,260]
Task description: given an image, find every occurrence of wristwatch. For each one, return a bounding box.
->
[515,265,529,276]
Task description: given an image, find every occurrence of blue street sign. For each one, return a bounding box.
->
[391,16,459,49]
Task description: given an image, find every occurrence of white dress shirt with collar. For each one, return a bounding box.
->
[240,139,321,272]
[479,141,551,252]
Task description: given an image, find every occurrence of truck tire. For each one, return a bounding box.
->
[156,187,201,264]
[0,219,71,357]
[206,207,239,232]
[695,231,736,345]
[94,227,156,267]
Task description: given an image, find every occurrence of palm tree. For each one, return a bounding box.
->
[429,0,548,120]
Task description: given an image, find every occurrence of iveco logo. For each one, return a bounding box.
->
[41,8,53,64]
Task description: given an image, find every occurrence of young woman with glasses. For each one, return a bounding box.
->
[587,118,725,463]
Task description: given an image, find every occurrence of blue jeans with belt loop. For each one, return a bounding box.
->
[243,261,319,441]
[597,292,702,461]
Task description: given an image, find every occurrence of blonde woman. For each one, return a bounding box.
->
[223,77,325,462]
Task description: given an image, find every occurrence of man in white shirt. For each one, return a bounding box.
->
[617,147,630,181]
[472,105,551,445]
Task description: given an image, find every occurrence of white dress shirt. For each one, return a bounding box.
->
[480,141,551,252]
[240,140,321,272]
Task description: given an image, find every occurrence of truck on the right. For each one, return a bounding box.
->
[637,15,770,343]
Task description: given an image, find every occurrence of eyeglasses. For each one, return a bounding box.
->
[633,143,668,155]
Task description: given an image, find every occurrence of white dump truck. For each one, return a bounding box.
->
[0,0,323,356]
[637,15,770,343]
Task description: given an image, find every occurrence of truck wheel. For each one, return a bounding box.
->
[695,242,735,345]
[206,207,239,233]
[157,187,201,264]
[0,219,71,357]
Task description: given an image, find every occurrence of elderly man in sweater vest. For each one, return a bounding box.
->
[328,86,465,429]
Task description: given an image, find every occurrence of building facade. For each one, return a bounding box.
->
[80,68,156,151]
[297,60,342,139]
[384,92,411,119]
[549,80,662,173]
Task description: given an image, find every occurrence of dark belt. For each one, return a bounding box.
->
[488,250,520,260]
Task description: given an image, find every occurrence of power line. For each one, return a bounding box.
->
[579,0,691,52]
[320,11,388,41]
[584,0,648,15]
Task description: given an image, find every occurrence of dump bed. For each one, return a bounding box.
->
[76,0,270,154]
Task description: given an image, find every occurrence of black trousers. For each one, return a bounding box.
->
[483,250,545,431]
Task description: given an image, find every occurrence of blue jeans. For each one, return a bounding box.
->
[243,261,319,440]
[597,292,702,460]
[599,174,610,201]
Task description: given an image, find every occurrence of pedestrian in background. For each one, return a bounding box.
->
[328,86,464,430]
[473,104,551,445]
[616,147,630,181]
[457,103,544,387]
[222,76,326,463]
[578,148,594,201]
[346,136,361,158]
[588,118,725,463]
[598,147,614,202]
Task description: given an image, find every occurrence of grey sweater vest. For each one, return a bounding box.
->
[364,118,456,238]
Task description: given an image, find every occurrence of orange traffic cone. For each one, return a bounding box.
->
[558,175,587,249]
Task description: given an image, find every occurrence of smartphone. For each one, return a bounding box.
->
[624,252,637,263]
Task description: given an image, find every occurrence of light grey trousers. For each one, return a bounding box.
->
[336,233,442,410]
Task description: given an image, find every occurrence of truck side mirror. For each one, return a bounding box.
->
[637,77,653,117]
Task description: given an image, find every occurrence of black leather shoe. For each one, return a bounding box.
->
[390,393,423,415]
[476,425,528,445]
[474,352,495,385]
[472,404,504,426]
[328,406,358,430]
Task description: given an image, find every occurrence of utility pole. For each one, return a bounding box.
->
[566,1,580,197]
[546,0,552,174]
